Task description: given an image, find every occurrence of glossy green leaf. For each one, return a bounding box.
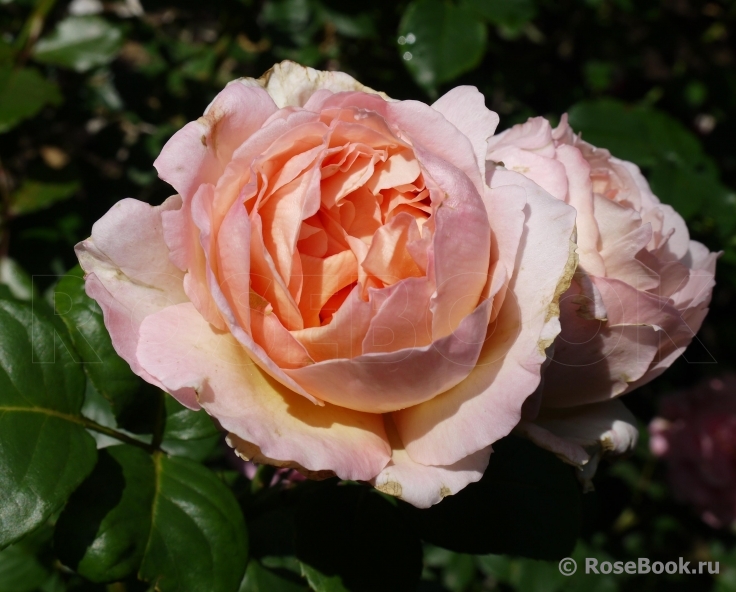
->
[55,449,248,590]
[0,544,49,592]
[295,484,422,592]
[398,0,486,94]
[404,436,582,560]
[0,297,97,549]
[240,560,308,592]
[0,258,36,301]
[54,266,141,420]
[54,446,155,583]
[139,454,249,591]
[0,66,61,133]
[299,563,348,592]
[9,180,79,217]
[161,396,220,461]
[33,16,123,73]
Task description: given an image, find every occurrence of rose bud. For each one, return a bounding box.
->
[76,62,576,507]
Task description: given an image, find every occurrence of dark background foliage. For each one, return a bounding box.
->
[1,0,736,591]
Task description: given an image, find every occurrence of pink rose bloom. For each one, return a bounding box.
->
[489,116,718,479]
[76,62,576,507]
[650,374,736,528]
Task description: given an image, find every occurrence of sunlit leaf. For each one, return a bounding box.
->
[0,258,36,301]
[33,16,123,72]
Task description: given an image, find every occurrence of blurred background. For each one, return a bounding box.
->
[1,0,736,590]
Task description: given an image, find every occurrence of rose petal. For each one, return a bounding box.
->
[285,299,492,413]
[515,399,638,488]
[154,82,277,201]
[75,197,194,405]
[291,284,373,361]
[362,212,424,286]
[299,249,359,328]
[432,86,499,179]
[487,146,569,202]
[414,146,491,340]
[252,61,389,109]
[386,99,485,198]
[393,172,577,466]
[372,416,491,508]
[136,302,391,480]
[362,277,433,354]
[487,116,557,157]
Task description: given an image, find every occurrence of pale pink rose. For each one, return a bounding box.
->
[76,62,576,507]
[490,116,718,476]
[650,374,736,528]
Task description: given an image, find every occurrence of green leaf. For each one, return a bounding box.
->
[404,436,582,560]
[0,66,61,133]
[398,0,486,94]
[54,446,155,583]
[9,180,79,217]
[33,16,123,73]
[161,396,220,461]
[0,544,49,592]
[240,560,308,592]
[299,563,348,592]
[55,449,248,590]
[139,454,249,591]
[0,258,37,301]
[0,297,97,549]
[54,266,141,420]
[295,484,422,592]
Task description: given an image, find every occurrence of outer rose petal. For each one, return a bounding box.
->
[75,197,195,407]
[247,60,389,109]
[431,86,499,178]
[155,84,279,330]
[136,302,391,481]
[541,275,687,407]
[393,171,577,466]
[626,250,721,392]
[372,418,491,508]
[515,399,638,489]
[153,83,278,202]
